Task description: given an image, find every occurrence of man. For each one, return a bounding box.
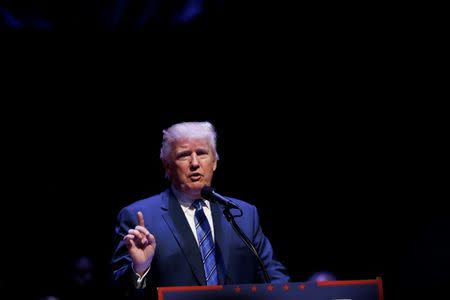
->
[111,121,289,299]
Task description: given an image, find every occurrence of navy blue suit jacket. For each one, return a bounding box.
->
[112,188,289,295]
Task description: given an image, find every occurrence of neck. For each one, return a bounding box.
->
[171,185,201,201]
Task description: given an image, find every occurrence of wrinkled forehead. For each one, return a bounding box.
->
[172,138,212,150]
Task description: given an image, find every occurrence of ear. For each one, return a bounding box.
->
[213,159,217,171]
[163,161,171,178]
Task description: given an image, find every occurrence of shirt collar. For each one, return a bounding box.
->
[171,185,211,211]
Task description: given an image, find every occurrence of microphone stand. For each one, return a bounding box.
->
[222,206,270,283]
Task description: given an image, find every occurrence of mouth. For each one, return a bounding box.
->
[189,173,203,181]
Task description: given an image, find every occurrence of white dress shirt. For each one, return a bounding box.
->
[172,186,215,244]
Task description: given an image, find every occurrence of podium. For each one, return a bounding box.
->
[158,278,384,300]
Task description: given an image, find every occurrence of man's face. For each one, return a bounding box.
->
[165,138,217,199]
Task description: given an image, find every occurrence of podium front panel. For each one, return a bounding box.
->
[158,278,383,300]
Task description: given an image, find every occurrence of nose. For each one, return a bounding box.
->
[190,153,199,169]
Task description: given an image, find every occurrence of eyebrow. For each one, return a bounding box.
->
[175,147,209,156]
[175,150,191,157]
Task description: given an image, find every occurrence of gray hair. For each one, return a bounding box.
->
[160,121,219,162]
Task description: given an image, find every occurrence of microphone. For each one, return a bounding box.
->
[201,186,240,209]
[202,185,270,283]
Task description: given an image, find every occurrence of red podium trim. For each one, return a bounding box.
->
[318,279,378,286]
[318,277,383,300]
[158,285,223,300]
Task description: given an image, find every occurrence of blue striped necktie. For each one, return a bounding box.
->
[192,199,218,285]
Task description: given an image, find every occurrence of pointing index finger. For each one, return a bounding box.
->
[137,211,145,227]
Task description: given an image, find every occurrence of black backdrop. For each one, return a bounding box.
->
[1,102,447,299]
[1,2,445,298]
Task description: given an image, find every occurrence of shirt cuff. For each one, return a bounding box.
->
[132,263,151,289]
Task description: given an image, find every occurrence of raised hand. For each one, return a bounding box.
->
[123,211,156,275]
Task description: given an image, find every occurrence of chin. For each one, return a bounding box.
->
[190,183,204,190]
[187,181,208,191]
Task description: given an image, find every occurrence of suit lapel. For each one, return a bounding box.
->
[161,189,206,285]
[211,202,232,284]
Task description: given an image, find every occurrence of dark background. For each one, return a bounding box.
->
[0,2,446,299]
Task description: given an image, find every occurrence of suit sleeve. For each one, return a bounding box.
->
[250,205,291,283]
